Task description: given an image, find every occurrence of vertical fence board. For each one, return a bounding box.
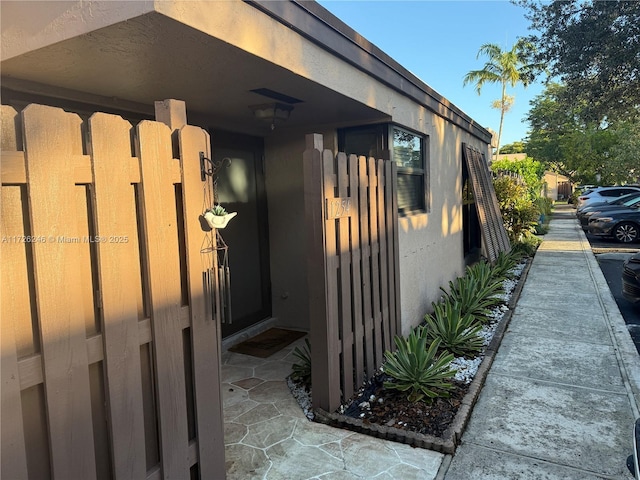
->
[1,188,29,480]
[73,184,98,337]
[179,126,226,478]
[137,121,189,478]
[358,156,375,378]
[23,104,97,480]
[376,160,391,352]
[89,113,146,479]
[323,149,342,408]
[348,154,364,388]
[367,158,383,366]
[304,135,340,412]
[388,162,401,339]
[336,153,354,401]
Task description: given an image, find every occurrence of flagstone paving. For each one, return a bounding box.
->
[222,338,444,479]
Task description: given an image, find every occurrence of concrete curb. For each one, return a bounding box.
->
[313,257,534,454]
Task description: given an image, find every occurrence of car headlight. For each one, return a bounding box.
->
[586,211,599,216]
[593,217,614,223]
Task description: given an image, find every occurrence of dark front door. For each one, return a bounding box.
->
[212,131,271,337]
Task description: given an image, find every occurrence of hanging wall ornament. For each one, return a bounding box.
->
[199,153,234,324]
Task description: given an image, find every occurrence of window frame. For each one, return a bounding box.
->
[337,123,429,215]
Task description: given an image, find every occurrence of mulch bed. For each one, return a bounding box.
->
[340,373,470,437]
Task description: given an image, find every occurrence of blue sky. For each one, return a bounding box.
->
[317,0,545,147]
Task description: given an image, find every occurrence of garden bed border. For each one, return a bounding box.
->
[313,257,533,454]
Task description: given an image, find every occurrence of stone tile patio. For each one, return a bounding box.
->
[222,336,444,479]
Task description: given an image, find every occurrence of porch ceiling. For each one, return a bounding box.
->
[0,11,386,134]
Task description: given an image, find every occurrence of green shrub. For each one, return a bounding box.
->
[423,302,483,357]
[511,235,542,257]
[291,338,311,387]
[491,157,545,199]
[383,334,455,403]
[493,176,540,243]
[535,196,553,218]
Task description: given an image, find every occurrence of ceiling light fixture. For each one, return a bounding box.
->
[249,102,294,130]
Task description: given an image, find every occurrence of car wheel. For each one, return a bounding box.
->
[613,222,639,243]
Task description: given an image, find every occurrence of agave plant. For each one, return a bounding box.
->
[290,338,312,387]
[382,333,455,403]
[466,260,505,288]
[491,250,520,280]
[423,301,483,357]
[440,274,503,323]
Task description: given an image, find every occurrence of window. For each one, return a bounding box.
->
[338,124,428,214]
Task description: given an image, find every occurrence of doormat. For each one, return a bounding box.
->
[228,328,306,358]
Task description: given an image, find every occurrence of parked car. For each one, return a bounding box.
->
[622,252,640,304]
[578,194,640,230]
[576,186,640,210]
[588,203,640,243]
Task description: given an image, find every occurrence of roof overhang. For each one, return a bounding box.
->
[1,0,491,143]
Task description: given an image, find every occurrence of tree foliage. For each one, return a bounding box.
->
[525,83,638,184]
[463,40,538,159]
[499,141,526,154]
[518,0,640,123]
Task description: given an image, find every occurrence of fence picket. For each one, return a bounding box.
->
[89,112,146,479]
[323,149,342,406]
[348,154,364,388]
[376,160,391,352]
[367,158,383,367]
[178,126,226,478]
[23,104,97,479]
[336,152,354,400]
[358,156,375,378]
[137,120,190,477]
[1,188,29,480]
[388,161,401,340]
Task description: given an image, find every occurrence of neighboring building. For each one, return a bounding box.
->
[1,1,508,477]
[495,153,573,200]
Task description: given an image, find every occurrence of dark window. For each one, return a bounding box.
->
[338,124,428,214]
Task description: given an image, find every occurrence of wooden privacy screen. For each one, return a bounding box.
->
[304,133,401,413]
[462,144,511,262]
[1,103,225,479]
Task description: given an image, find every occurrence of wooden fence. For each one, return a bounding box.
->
[1,102,225,479]
[304,134,401,413]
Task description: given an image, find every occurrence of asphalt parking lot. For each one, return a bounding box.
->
[585,233,640,355]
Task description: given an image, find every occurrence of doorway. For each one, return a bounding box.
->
[211,131,272,337]
[462,159,482,264]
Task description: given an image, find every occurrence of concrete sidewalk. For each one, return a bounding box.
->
[443,204,640,479]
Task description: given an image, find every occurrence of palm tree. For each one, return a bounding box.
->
[463,40,536,160]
